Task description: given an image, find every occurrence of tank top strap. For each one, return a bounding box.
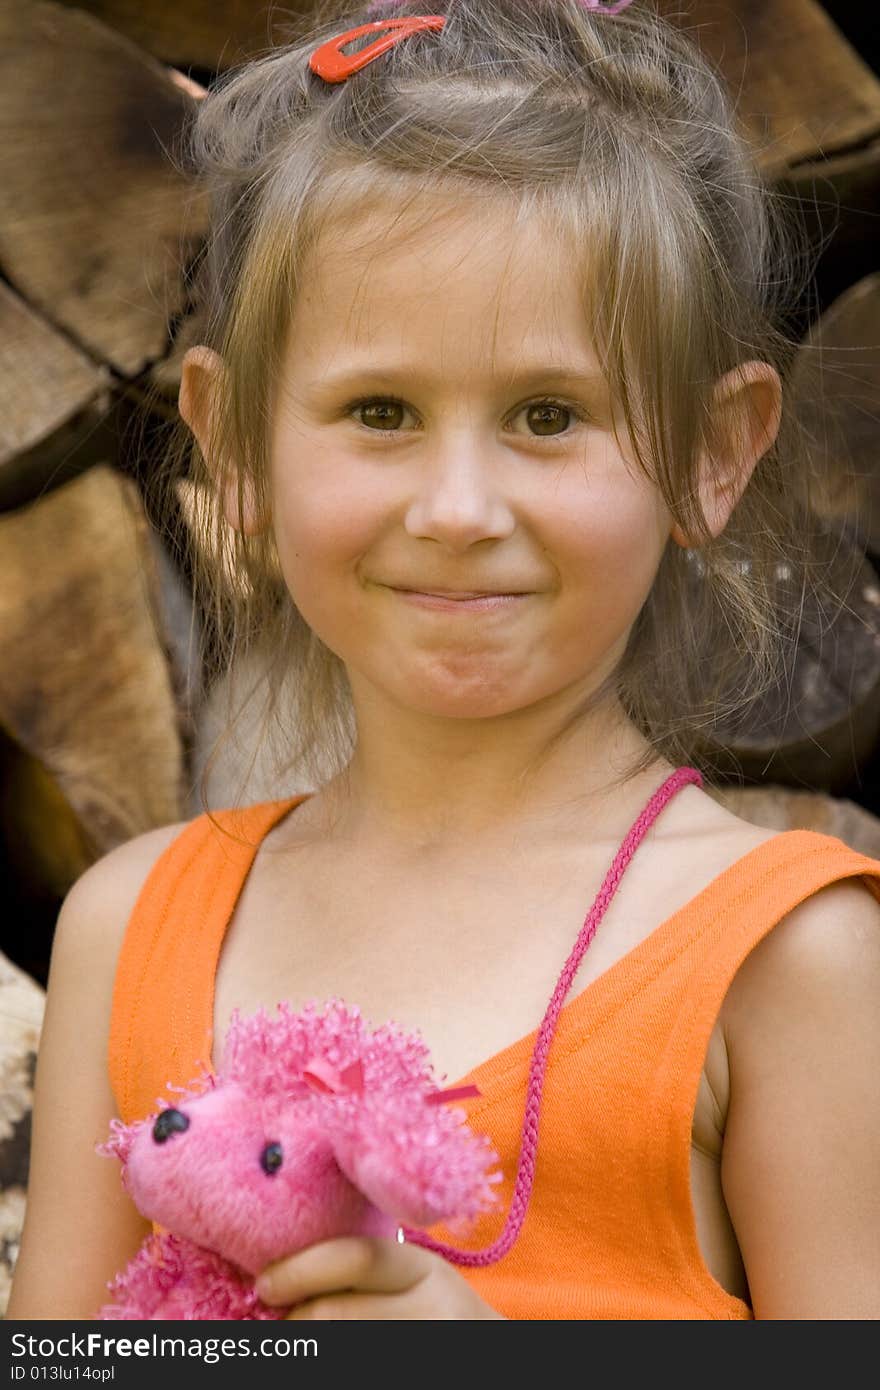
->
[662,825,880,1097]
[108,796,307,1125]
[657,826,880,1207]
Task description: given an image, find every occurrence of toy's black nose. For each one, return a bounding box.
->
[152,1109,190,1143]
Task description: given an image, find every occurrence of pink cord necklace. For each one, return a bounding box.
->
[401,764,703,1266]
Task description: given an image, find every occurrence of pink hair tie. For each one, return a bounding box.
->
[366,1,635,12]
[579,0,635,12]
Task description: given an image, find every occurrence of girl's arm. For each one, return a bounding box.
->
[6,824,188,1320]
[721,877,880,1320]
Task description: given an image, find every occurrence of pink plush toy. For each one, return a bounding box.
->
[97,1000,501,1319]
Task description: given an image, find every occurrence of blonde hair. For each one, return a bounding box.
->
[143,0,860,827]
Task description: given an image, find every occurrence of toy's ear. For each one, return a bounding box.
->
[328,1099,501,1230]
[333,1143,441,1228]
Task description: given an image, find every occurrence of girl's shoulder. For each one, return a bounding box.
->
[723,870,880,1027]
[53,818,195,970]
[676,788,880,1042]
[72,817,194,902]
[95,817,195,885]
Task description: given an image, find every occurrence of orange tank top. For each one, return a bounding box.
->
[108,795,880,1320]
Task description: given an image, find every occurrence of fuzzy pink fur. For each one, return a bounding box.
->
[98,1000,501,1319]
[101,1234,285,1320]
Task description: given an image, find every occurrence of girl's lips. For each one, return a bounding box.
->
[392,589,529,612]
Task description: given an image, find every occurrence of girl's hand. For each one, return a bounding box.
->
[255,1235,505,1320]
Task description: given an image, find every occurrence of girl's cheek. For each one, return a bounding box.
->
[272,437,390,538]
[268,492,376,627]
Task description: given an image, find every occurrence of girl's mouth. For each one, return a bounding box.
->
[392,590,529,612]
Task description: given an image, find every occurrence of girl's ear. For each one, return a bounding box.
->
[670,361,782,548]
[178,345,267,536]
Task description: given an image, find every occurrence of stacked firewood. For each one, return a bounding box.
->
[1,0,880,1309]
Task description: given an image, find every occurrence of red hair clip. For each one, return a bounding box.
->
[308,16,447,84]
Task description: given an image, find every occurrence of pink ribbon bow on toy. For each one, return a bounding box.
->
[301,1055,480,1105]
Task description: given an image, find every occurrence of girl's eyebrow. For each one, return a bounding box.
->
[304,365,609,393]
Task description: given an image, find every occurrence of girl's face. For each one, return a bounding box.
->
[267,200,674,723]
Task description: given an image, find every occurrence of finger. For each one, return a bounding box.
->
[256,1235,435,1306]
[286,1291,429,1322]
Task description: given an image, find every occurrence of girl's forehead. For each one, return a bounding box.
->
[305,197,573,292]
[288,201,592,363]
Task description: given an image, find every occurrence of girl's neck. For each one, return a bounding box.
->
[308,703,674,857]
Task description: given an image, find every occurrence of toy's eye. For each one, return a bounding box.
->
[260,1142,283,1175]
[152,1109,190,1143]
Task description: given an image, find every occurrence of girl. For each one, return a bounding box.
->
[9,0,880,1320]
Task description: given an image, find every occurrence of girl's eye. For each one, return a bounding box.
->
[347,396,589,440]
[354,398,411,433]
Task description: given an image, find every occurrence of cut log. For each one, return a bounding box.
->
[0,465,188,856]
[780,133,880,311]
[0,0,209,377]
[0,280,119,511]
[0,726,93,987]
[669,0,880,175]
[50,0,307,74]
[0,948,45,1319]
[0,729,93,901]
[787,273,880,557]
[700,533,880,795]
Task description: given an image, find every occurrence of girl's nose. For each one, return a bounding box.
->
[403,442,516,549]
